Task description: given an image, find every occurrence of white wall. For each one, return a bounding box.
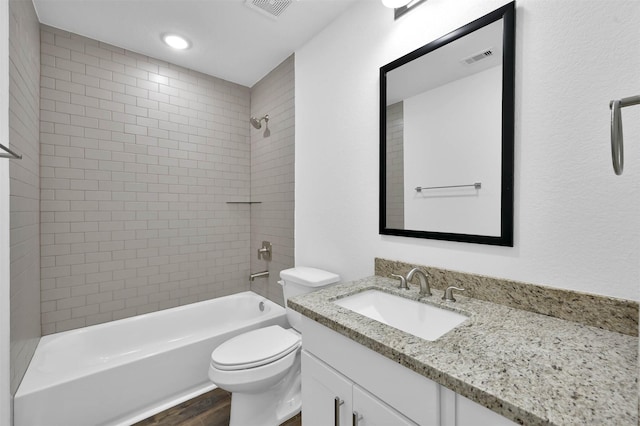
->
[404,66,502,235]
[1,0,13,422]
[295,0,639,301]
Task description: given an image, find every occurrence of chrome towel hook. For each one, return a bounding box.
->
[610,95,640,175]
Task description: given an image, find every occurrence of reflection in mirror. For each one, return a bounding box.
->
[380,2,515,246]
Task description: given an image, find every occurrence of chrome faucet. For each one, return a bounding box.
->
[406,268,432,296]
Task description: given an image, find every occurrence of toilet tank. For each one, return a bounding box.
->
[279,267,340,330]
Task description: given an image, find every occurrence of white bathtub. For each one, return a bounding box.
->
[14,291,288,426]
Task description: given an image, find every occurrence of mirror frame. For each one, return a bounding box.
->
[379,2,515,246]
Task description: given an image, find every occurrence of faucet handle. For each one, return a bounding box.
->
[442,286,465,302]
[391,273,409,290]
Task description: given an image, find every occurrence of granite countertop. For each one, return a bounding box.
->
[288,276,639,426]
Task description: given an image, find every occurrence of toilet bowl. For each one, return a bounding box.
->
[208,267,339,426]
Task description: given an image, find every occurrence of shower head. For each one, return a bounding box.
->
[250,114,269,129]
[250,117,261,129]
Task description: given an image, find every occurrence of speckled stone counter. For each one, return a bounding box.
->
[375,258,638,336]
[288,276,639,426]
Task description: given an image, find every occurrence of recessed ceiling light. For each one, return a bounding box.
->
[162,34,190,50]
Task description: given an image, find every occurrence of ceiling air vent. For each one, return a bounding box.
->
[461,48,494,65]
[245,0,293,20]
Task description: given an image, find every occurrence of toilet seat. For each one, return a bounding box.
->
[211,325,301,371]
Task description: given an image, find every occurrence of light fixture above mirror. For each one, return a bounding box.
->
[382,0,429,19]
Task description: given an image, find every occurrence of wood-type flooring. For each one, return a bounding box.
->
[134,388,302,426]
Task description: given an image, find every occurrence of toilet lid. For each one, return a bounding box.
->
[210,325,301,371]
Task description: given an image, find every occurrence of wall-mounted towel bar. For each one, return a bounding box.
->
[0,142,22,159]
[610,95,640,175]
[415,182,481,192]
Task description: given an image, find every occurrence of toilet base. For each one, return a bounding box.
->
[228,352,301,426]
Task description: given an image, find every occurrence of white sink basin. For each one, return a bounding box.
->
[334,289,468,341]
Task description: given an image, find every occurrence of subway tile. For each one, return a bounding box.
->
[41,87,71,103]
[86,86,113,101]
[72,304,100,318]
[56,273,86,288]
[125,84,148,99]
[112,93,138,108]
[98,58,124,74]
[54,232,85,245]
[41,309,71,324]
[111,52,137,67]
[86,312,113,326]
[99,79,125,94]
[56,318,86,332]
[40,65,72,81]
[124,123,147,135]
[86,270,113,284]
[113,72,137,86]
[71,93,100,108]
[124,65,148,80]
[86,292,113,305]
[124,104,148,117]
[70,242,99,254]
[56,80,85,95]
[38,27,265,332]
[85,45,113,60]
[41,42,71,60]
[96,99,124,113]
[70,115,99,129]
[136,59,160,73]
[56,101,85,116]
[57,295,86,310]
[55,35,85,53]
[148,90,170,103]
[100,299,126,313]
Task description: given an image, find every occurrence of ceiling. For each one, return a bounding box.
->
[33,0,359,88]
[387,19,503,105]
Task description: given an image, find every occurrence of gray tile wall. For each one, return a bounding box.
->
[385,101,404,229]
[39,25,252,334]
[9,0,41,394]
[249,55,295,305]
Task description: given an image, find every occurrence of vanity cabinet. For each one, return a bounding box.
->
[302,350,416,426]
[301,350,352,426]
[300,316,516,426]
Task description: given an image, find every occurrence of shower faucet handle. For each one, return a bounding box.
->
[257,241,272,261]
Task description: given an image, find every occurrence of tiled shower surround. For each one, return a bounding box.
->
[249,55,295,303]
[9,0,41,393]
[39,26,253,334]
[385,101,404,230]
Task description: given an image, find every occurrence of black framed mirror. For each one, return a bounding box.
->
[379,2,515,246]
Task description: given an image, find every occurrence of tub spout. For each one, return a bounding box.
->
[250,271,269,281]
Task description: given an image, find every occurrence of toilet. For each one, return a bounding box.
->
[208,266,340,426]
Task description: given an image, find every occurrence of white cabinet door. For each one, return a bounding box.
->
[352,385,418,426]
[456,393,517,426]
[302,350,353,426]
